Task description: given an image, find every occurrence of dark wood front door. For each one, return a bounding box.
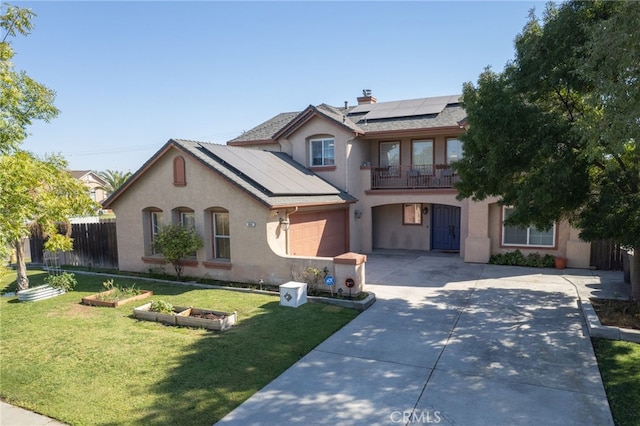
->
[431,205,461,251]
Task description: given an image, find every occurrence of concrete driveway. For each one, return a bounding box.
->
[217,251,614,425]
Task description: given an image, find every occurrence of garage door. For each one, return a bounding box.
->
[289,209,348,257]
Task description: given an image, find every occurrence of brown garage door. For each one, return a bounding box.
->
[289,209,348,257]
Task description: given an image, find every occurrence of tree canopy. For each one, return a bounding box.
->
[0,151,98,289]
[1,3,59,154]
[455,1,640,297]
[98,169,132,197]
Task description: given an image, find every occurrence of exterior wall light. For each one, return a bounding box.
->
[354,209,362,219]
[279,217,290,231]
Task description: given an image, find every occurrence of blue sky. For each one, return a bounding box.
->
[11,1,545,173]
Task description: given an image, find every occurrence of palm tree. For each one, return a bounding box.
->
[98,169,132,197]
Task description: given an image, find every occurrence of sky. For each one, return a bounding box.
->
[10,0,546,174]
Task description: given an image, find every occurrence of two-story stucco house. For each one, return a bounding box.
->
[103,92,591,290]
[228,92,591,267]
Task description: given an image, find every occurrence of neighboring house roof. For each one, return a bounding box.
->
[103,139,356,210]
[70,170,108,186]
[228,94,465,145]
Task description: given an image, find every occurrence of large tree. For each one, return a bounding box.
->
[0,151,98,290]
[455,1,640,298]
[0,4,97,289]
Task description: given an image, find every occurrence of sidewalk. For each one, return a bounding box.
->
[0,401,66,425]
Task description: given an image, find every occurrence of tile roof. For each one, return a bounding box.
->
[227,95,465,144]
[227,112,299,144]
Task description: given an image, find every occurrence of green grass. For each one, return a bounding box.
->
[592,338,640,426]
[0,269,359,425]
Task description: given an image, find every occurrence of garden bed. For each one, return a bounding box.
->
[591,298,640,330]
[81,289,153,307]
[133,302,191,325]
[133,302,236,330]
[175,307,237,331]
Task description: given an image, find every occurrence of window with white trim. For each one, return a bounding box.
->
[502,207,555,247]
[310,138,335,166]
[150,210,163,254]
[212,210,230,260]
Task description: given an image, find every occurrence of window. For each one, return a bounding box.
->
[212,211,230,259]
[150,210,163,254]
[173,156,186,186]
[178,210,196,257]
[380,142,400,168]
[412,140,433,173]
[446,138,464,164]
[403,203,422,225]
[310,138,335,166]
[502,207,555,247]
[180,211,195,228]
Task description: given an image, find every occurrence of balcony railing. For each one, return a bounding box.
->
[370,164,460,190]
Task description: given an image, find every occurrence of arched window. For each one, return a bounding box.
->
[173,156,186,186]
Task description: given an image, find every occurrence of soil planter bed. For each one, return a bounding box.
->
[175,307,237,331]
[133,302,190,325]
[133,303,237,330]
[82,289,153,308]
[17,285,65,302]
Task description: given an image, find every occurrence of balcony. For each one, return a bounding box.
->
[370,164,460,190]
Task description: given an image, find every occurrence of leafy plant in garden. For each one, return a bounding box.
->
[96,279,141,302]
[44,272,77,292]
[150,300,174,314]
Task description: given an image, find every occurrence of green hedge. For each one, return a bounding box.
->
[489,249,555,268]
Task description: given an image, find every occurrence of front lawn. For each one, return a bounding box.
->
[592,338,640,426]
[0,269,359,425]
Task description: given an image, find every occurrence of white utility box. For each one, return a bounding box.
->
[279,281,307,308]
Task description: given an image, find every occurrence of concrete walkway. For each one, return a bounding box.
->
[217,252,617,425]
[0,401,66,425]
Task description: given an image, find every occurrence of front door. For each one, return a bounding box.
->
[431,205,461,251]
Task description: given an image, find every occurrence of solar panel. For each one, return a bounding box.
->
[199,144,340,196]
[354,95,461,121]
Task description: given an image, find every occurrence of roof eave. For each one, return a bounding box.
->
[357,125,465,140]
[227,139,277,146]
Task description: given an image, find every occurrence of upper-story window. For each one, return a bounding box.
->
[446,138,464,164]
[412,140,433,174]
[380,142,400,167]
[502,207,556,247]
[310,138,335,166]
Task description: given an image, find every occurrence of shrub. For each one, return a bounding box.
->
[489,250,555,268]
[44,272,77,292]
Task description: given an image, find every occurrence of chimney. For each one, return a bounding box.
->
[357,89,377,105]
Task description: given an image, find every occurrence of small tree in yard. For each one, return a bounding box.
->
[152,224,203,280]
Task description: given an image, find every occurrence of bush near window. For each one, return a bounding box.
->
[489,250,555,268]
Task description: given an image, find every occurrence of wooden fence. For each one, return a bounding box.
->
[590,239,625,271]
[30,221,118,269]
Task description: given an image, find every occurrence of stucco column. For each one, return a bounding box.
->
[566,226,591,268]
[333,252,367,295]
[463,200,491,263]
